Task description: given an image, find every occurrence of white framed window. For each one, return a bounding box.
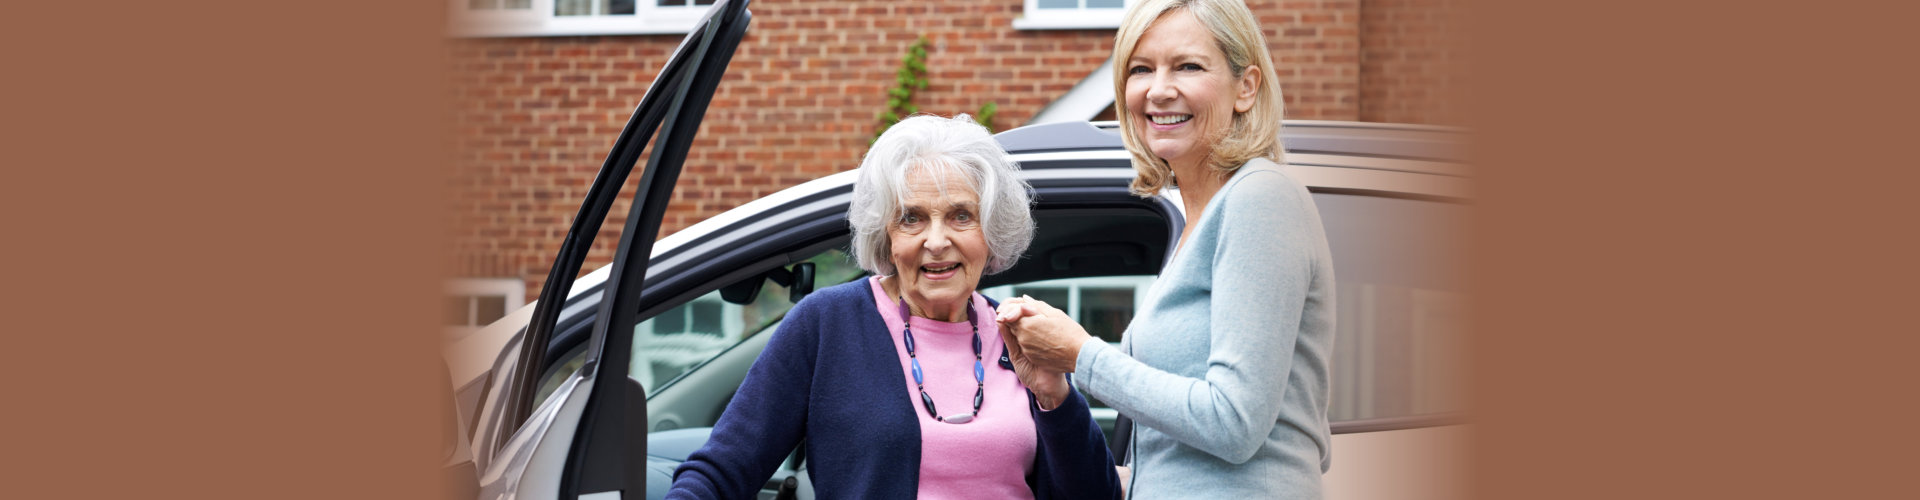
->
[449,0,715,38]
[981,275,1156,344]
[1014,0,1133,30]
[630,295,745,390]
[444,278,527,340]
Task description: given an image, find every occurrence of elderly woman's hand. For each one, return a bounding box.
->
[997,321,1070,410]
[995,296,1094,376]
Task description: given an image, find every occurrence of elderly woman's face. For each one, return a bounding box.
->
[888,166,991,321]
[1124,9,1259,171]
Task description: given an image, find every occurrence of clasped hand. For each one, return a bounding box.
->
[994,296,1095,411]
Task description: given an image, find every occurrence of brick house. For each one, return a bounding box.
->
[444,0,1458,331]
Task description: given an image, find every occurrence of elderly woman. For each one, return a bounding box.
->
[668,114,1122,499]
[997,0,1336,498]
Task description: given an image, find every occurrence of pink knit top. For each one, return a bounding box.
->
[867,277,1036,499]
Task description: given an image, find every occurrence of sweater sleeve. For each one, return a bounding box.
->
[1075,168,1311,463]
[1030,381,1124,500]
[666,299,822,499]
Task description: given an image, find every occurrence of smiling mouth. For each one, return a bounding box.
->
[1150,114,1191,125]
[922,263,959,273]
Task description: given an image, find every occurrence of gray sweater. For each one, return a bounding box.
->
[1074,158,1336,498]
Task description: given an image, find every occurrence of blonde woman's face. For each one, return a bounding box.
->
[1124,10,1259,171]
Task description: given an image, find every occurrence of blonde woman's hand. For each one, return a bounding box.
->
[995,295,1093,375]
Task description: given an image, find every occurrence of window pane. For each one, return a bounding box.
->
[632,249,867,396]
[555,0,592,16]
[1087,0,1125,8]
[1077,287,1134,343]
[689,300,723,335]
[468,0,499,10]
[655,305,687,333]
[557,0,632,16]
[505,0,530,8]
[1314,193,1472,422]
[1037,0,1078,9]
[533,347,586,405]
[634,295,732,394]
[656,0,686,6]
[694,0,715,5]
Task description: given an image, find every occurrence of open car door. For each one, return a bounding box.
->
[477,1,753,498]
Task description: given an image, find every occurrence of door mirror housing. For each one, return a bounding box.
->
[719,262,816,305]
[769,262,815,303]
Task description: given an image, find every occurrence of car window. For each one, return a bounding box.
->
[532,344,587,407]
[528,249,868,409]
[630,248,867,395]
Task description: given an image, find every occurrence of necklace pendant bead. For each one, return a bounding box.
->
[896,295,987,425]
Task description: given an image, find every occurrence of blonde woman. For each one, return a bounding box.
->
[998,0,1336,497]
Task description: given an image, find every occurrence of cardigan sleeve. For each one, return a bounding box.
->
[666,298,823,499]
[1029,383,1125,500]
[1073,166,1312,463]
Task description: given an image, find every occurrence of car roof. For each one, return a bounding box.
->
[600,119,1469,300]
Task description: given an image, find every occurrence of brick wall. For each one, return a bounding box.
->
[450,0,1452,303]
[1360,0,1463,124]
[1255,0,1363,120]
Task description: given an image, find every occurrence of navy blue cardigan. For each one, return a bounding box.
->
[667,280,1123,499]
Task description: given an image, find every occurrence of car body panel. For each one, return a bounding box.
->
[478,373,590,500]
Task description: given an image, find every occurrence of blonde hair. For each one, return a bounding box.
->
[1112,0,1286,197]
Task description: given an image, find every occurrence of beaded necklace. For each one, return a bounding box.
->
[898,297,984,424]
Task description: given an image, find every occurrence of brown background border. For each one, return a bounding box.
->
[1466,1,1918,497]
[8,1,447,497]
[8,0,1916,498]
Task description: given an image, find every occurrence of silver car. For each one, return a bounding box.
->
[443,1,1471,498]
